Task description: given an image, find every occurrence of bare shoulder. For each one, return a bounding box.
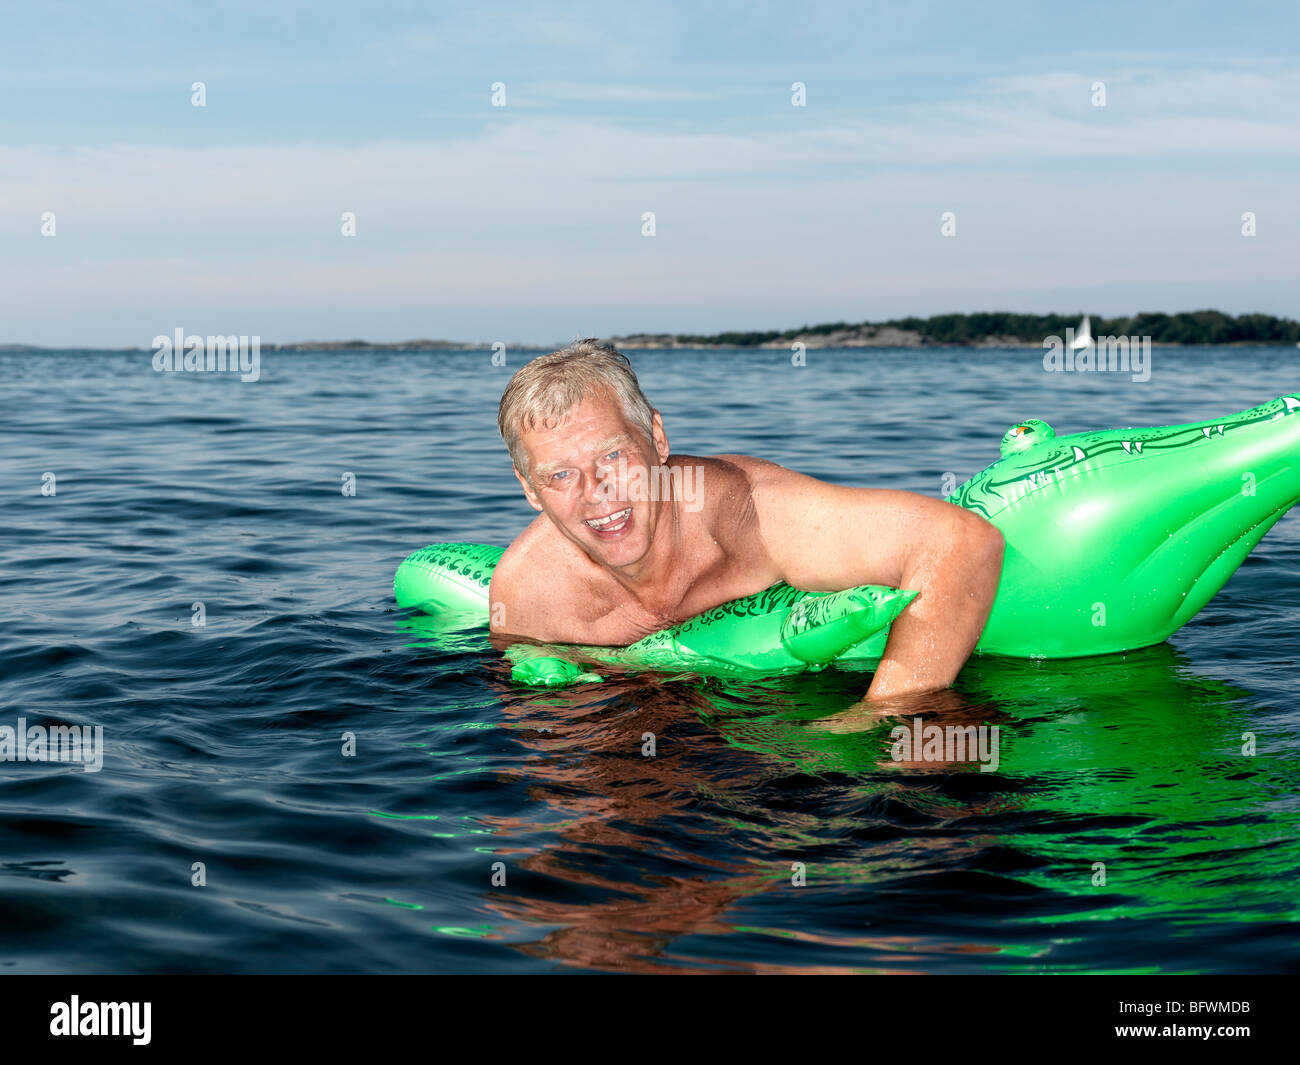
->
[684,454,793,575]
[493,513,553,573]
[487,517,604,639]
[703,453,811,522]
[708,453,795,487]
[487,516,556,633]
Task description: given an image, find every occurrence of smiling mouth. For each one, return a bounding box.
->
[583,507,632,535]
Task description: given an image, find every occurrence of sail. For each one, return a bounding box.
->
[1072,314,1093,350]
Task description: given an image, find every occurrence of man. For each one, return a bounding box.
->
[489,339,1004,702]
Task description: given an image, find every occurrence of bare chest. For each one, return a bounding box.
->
[576,548,778,646]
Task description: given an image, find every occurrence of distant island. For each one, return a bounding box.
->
[613,310,1300,349]
[4,310,1298,352]
[271,338,479,351]
[273,310,1300,349]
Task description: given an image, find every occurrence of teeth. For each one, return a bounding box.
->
[586,508,631,529]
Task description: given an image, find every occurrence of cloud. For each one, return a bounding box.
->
[3,61,1297,343]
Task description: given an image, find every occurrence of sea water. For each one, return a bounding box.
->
[1,346,1297,973]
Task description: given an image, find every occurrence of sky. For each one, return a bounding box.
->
[1,0,1298,347]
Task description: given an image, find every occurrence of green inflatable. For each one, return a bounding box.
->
[394,542,917,685]
[395,394,1300,685]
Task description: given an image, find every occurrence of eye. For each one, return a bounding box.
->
[551,470,571,483]
[603,450,620,462]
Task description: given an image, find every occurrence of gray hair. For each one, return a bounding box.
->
[497,339,657,477]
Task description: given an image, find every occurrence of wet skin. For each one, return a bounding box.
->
[488,391,1004,702]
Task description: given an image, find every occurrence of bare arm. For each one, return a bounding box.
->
[741,459,1004,702]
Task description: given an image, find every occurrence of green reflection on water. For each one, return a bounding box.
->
[696,644,1300,932]
[434,925,495,937]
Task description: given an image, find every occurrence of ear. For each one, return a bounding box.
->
[650,410,669,463]
[514,466,544,512]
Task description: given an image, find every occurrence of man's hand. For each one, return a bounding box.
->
[740,458,1004,701]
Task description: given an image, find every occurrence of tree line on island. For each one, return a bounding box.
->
[669,310,1300,347]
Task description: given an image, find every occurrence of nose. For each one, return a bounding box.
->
[580,466,609,506]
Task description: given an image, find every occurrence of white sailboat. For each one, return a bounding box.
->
[1071,314,1093,350]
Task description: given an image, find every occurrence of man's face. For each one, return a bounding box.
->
[513,390,670,570]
